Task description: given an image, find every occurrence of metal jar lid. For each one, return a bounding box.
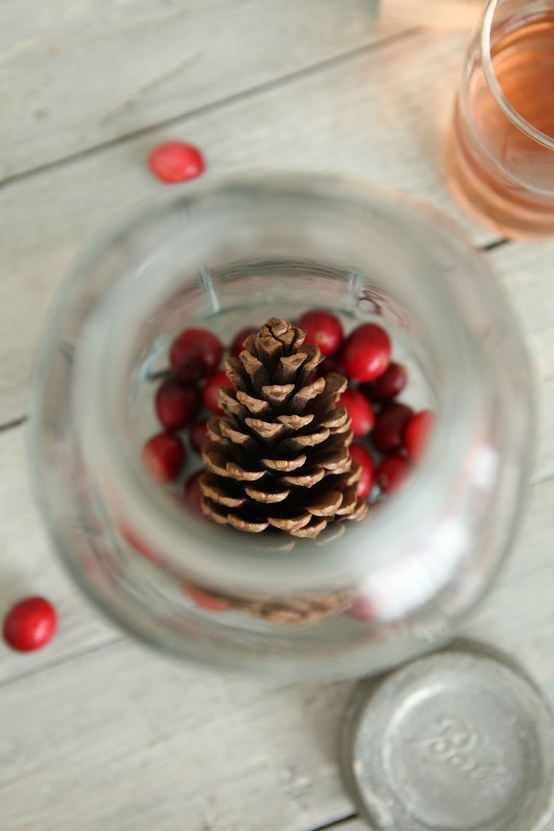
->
[341,642,554,831]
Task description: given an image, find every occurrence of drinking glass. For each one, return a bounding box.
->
[444,0,554,238]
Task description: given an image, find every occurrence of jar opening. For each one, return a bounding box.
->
[30,175,533,677]
[72,179,484,596]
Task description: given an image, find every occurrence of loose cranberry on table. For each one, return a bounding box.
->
[202,370,230,416]
[404,409,436,461]
[230,326,257,358]
[155,377,201,430]
[371,402,414,454]
[3,596,57,652]
[339,388,375,437]
[349,442,374,499]
[190,419,211,455]
[376,455,410,494]
[340,322,392,383]
[297,309,343,357]
[361,362,407,402]
[169,327,224,382]
[142,432,186,482]
[148,141,205,184]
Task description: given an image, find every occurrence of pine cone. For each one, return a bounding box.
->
[200,317,368,539]
[186,581,355,626]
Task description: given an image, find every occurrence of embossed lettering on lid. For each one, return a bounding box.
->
[340,644,554,831]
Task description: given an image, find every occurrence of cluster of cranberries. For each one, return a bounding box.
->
[142,309,435,515]
[299,309,435,501]
[0,313,434,650]
[142,325,258,513]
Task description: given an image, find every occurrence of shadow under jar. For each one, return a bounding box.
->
[30,176,533,680]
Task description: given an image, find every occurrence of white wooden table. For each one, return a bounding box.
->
[1,3,553,829]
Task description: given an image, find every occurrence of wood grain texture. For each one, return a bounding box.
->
[0,475,553,831]
[0,639,355,831]
[382,0,482,30]
[461,477,554,704]
[0,424,120,684]
[0,26,498,426]
[0,0,388,181]
[489,240,554,483]
[1,4,553,830]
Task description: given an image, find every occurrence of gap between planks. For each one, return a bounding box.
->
[306,813,358,831]
[0,632,125,692]
[0,415,27,434]
[0,26,421,192]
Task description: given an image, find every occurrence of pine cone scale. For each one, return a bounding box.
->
[289,377,326,413]
[244,486,290,504]
[281,468,326,487]
[262,454,307,472]
[235,391,271,415]
[305,490,343,516]
[244,418,286,441]
[267,513,312,532]
[273,353,309,384]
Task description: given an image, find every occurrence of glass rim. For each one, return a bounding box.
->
[480,0,554,151]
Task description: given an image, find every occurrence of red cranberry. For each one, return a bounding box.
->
[155,377,201,430]
[349,594,376,621]
[376,455,410,494]
[297,309,343,357]
[148,141,205,183]
[230,326,257,358]
[142,432,186,482]
[190,419,211,455]
[404,409,436,461]
[361,362,407,402]
[184,470,206,516]
[339,388,375,436]
[202,370,230,415]
[349,442,374,499]
[169,328,224,382]
[371,402,414,454]
[3,597,57,652]
[317,354,344,378]
[184,584,231,611]
[341,323,391,383]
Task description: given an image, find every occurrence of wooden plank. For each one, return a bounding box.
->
[461,477,554,701]
[0,26,499,427]
[489,240,554,483]
[0,639,356,831]
[0,475,553,831]
[0,0,387,181]
[0,424,120,685]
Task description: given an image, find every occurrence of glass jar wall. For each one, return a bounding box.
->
[29,176,533,679]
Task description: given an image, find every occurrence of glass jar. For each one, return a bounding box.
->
[29,176,533,680]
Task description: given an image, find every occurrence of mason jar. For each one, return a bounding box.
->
[29,175,534,680]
